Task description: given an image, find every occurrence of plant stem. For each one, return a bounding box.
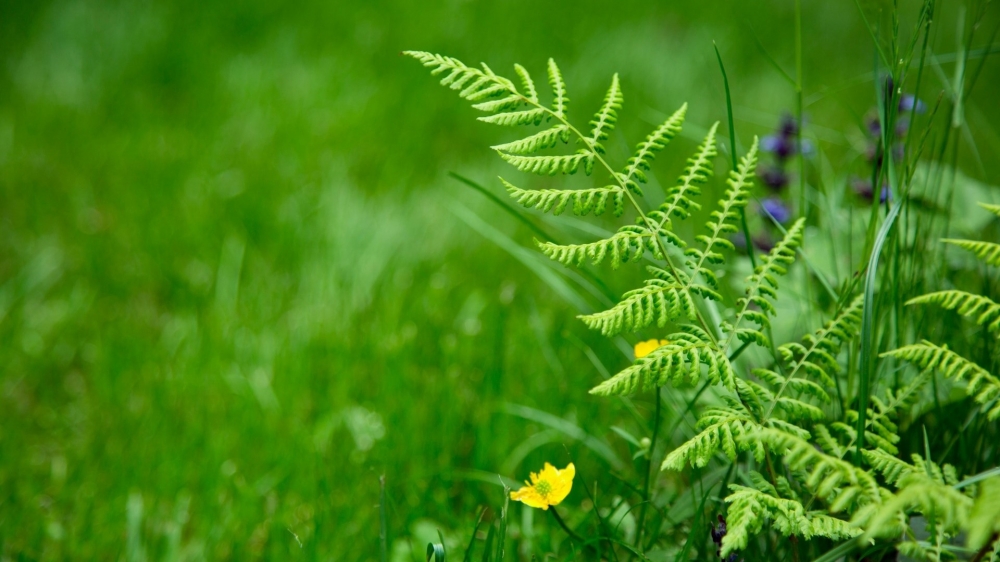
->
[549,506,590,549]
[634,386,662,551]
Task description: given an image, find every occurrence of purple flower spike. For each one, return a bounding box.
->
[761,197,792,224]
[866,116,882,138]
[761,134,794,160]
[852,178,891,204]
[879,185,891,203]
[899,94,926,114]
[759,165,789,190]
[778,113,798,138]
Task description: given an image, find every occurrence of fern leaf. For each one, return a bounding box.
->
[721,486,860,558]
[479,108,547,126]
[502,178,624,217]
[884,341,1000,420]
[491,126,568,155]
[588,74,623,154]
[685,137,758,285]
[856,471,972,541]
[546,58,568,119]
[722,218,804,349]
[537,224,656,268]
[579,279,695,335]
[969,476,1000,551]
[656,123,718,226]
[497,151,592,175]
[862,448,915,485]
[405,51,518,102]
[513,63,537,103]
[590,328,735,395]
[907,290,1000,335]
[621,104,687,192]
[944,238,1000,267]
[661,405,764,470]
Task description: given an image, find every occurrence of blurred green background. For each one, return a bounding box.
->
[1,0,997,559]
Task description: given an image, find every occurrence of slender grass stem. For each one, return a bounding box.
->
[634,387,661,551]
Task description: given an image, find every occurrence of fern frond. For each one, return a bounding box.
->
[722,217,805,349]
[969,476,1000,551]
[856,471,972,541]
[497,151,592,175]
[405,51,517,101]
[684,137,758,286]
[588,74,623,154]
[480,108,547,126]
[722,486,860,558]
[590,328,735,395]
[656,123,718,226]
[661,405,763,470]
[513,63,537,103]
[491,126,568,155]
[578,278,694,335]
[621,104,687,192]
[546,58,568,119]
[883,342,1000,420]
[755,429,882,510]
[537,224,657,268]
[778,294,864,389]
[907,290,1000,335]
[501,178,624,217]
[944,238,1000,267]
[862,448,916,485]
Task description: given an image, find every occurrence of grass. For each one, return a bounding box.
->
[1,0,999,560]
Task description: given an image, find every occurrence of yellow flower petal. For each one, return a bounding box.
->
[509,462,575,510]
[634,339,669,359]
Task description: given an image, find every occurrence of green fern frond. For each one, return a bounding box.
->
[883,342,1000,420]
[405,51,516,101]
[684,137,758,286]
[907,290,1000,335]
[621,104,687,192]
[578,279,694,335]
[501,178,624,217]
[491,126,568,155]
[755,429,882,510]
[943,238,1000,267]
[590,328,735,395]
[722,218,805,349]
[513,63,537,103]
[969,476,1000,551]
[588,74,624,154]
[546,58,568,119]
[537,224,657,268]
[862,448,916,485]
[661,405,764,470]
[656,123,718,226]
[721,486,861,558]
[497,151,592,175]
[856,471,972,541]
[778,294,864,389]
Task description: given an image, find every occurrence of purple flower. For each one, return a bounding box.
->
[711,515,727,545]
[852,178,891,203]
[759,165,789,190]
[761,134,794,160]
[899,94,926,114]
[760,197,792,224]
[778,113,798,138]
[866,115,881,138]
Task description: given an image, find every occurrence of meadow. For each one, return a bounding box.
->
[1,1,999,560]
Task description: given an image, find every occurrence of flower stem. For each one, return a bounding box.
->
[549,506,587,546]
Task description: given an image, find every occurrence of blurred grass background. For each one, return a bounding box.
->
[0,0,997,559]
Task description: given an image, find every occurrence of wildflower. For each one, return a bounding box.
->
[898,94,926,114]
[510,462,575,510]
[761,134,794,160]
[634,339,668,359]
[760,197,791,224]
[758,165,789,191]
[851,178,890,204]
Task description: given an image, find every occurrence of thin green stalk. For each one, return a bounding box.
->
[634,387,662,551]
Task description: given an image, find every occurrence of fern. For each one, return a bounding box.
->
[588,74,623,154]
[907,290,1000,335]
[944,238,1000,266]
[884,341,1000,420]
[968,477,1000,552]
[621,104,687,192]
[502,178,625,217]
[660,402,765,470]
[579,277,694,335]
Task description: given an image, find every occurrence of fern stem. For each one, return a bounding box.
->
[634,387,661,551]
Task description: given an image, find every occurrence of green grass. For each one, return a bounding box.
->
[1,0,999,560]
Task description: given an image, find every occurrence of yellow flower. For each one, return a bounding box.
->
[634,339,669,359]
[510,462,575,510]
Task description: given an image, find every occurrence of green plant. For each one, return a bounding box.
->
[407,46,1000,561]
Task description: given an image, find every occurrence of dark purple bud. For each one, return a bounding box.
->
[866,115,881,138]
[760,197,792,224]
[759,165,789,190]
[711,515,727,545]
[852,178,891,204]
[778,113,798,138]
[725,554,743,562]
[899,94,926,114]
[752,234,775,253]
[879,185,891,204]
[761,135,794,160]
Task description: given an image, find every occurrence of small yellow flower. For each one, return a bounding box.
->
[510,462,575,510]
[634,339,669,359]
